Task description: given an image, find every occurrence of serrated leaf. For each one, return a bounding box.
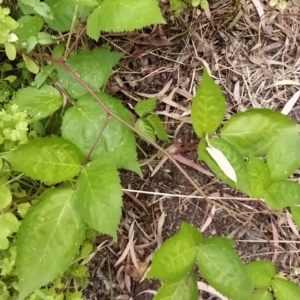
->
[271,278,300,300]
[221,109,298,157]
[154,271,198,300]
[87,0,165,40]
[247,155,272,198]
[23,54,39,74]
[73,160,122,239]
[246,261,276,289]
[0,186,12,209]
[191,69,226,137]
[57,48,122,98]
[147,114,169,141]
[180,222,204,246]
[198,138,249,194]
[147,229,196,280]
[263,180,300,211]
[291,206,300,229]
[12,85,62,123]
[253,290,273,300]
[135,118,156,142]
[196,237,253,300]
[61,92,141,176]
[4,42,16,60]
[135,98,156,117]
[267,132,300,180]
[4,137,84,185]
[16,188,86,300]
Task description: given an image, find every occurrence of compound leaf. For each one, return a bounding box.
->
[154,271,198,300]
[271,278,300,300]
[191,69,226,137]
[198,138,249,194]
[57,48,122,98]
[147,114,169,141]
[135,98,156,117]
[16,188,85,300]
[291,206,300,229]
[73,160,122,239]
[135,118,156,142]
[87,0,165,40]
[263,180,300,211]
[4,137,83,185]
[253,290,273,300]
[221,109,298,157]
[196,237,253,300]
[247,155,271,198]
[61,92,141,176]
[12,85,62,123]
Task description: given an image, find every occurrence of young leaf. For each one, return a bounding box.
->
[246,261,276,289]
[4,42,16,60]
[16,188,86,300]
[247,155,272,198]
[57,48,122,99]
[4,137,84,185]
[12,85,62,123]
[253,290,273,300]
[291,206,300,228]
[221,109,298,157]
[134,98,156,117]
[154,271,198,300]
[72,160,122,239]
[180,222,204,246]
[147,114,169,141]
[147,230,196,280]
[87,0,165,40]
[191,69,226,137]
[263,180,300,211]
[196,237,253,300]
[198,138,249,194]
[267,132,300,180]
[271,278,300,300]
[61,92,141,176]
[135,118,156,142]
[0,186,12,209]
[23,54,39,74]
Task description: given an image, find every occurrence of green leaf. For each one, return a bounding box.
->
[263,180,300,211]
[221,109,298,157]
[23,54,39,74]
[4,42,16,60]
[271,278,300,300]
[0,186,12,209]
[37,32,54,45]
[69,0,98,6]
[196,237,253,300]
[134,98,156,117]
[180,222,203,246]
[0,213,19,235]
[4,137,83,185]
[12,85,62,123]
[87,0,165,40]
[198,138,249,194]
[247,155,271,198]
[34,2,53,20]
[147,114,169,141]
[73,160,122,239]
[154,271,198,300]
[191,69,226,137]
[267,132,300,180]
[135,118,156,142]
[253,290,273,300]
[57,48,122,98]
[291,206,300,229]
[16,188,86,300]
[246,261,276,289]
[61,92,141,176]
[147,230,196,280]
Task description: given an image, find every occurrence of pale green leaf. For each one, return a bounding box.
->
[147,114,169,141]
[154,271,198,300]
[221,109,298,157]
[267,132,300,180]
[253,290,273,300]
[271,278,300,300]
[246,261,276,289]
[134,98,156,117]
[0,185,12,209]
[247,155,272,198]
[0,213,19,235]
[291,206,300,229]
[191,69,226,137]
[23,54,39,74]
[180,222,203,246]
[263,180,300,211]
[135,118,156,142]
[12,85,63,123]
[16,188,86,300]
[61,92,141,176]
[73,160,122,239]
[198,138,249,194]
[34,2,53,20]
[27,36,38,52]
[57,48,122,98]
[37,32,54,45]
[87,0,165,40]
[4,137,84,185]
[4,42,16,60]
[197,237,253,300]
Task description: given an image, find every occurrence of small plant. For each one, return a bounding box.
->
[169,0,209,16]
